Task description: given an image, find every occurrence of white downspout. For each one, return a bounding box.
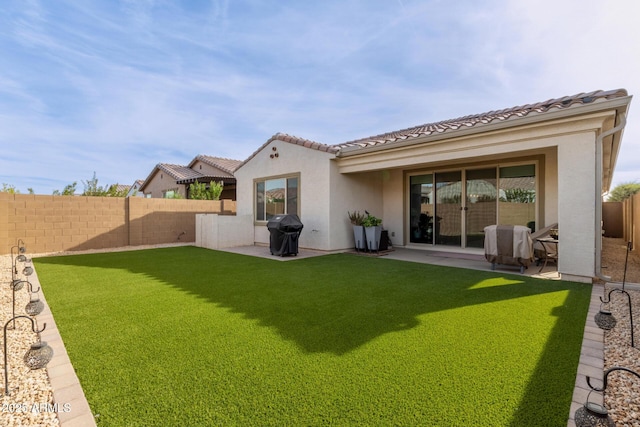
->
[595,111,627,280]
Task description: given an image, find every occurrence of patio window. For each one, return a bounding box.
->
[255,175,299,221]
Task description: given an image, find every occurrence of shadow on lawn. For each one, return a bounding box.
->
[35,246,587,356]
[35,246,590,424]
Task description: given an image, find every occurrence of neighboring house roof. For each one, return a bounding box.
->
[178,155,243,184]
[139,156,243,192]
[127,180,145,197]
[335,89,629,152]
[190,155,242,175]
[156,163,203,181]
[112,184,131,193]
[139,163,203,192]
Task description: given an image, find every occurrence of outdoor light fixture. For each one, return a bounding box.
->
[8,280,41,329]
[10,241,27,280]
[575,367,640,427]
[596,241,635,347]
[3,315,52,396]
[597,289,635,348]
[10,240,33,295]
[24,341,53,370]
[25,297,44,317]
[595,304,617,330]
[22,265,34,276]
[11,279,24,292]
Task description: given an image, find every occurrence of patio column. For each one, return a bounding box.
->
[556,131,598,282]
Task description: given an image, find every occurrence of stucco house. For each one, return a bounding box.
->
[234,89,632,283]
[140,155,241,199]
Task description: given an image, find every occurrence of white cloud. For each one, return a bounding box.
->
[1,0,639,194]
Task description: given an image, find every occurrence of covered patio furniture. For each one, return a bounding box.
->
[484,225,534,273]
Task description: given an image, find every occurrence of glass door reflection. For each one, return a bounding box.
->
[465,168,497,248]
[409,174,434,244]
[435,171,462,246]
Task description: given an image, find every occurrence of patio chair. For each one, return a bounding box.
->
[531,223,558,267]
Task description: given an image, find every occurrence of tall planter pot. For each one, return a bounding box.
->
[353,225,366,250]
[365,226,382,251]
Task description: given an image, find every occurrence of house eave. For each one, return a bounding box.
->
[335,96,632,158]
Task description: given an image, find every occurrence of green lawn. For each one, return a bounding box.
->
[34,247,590,426]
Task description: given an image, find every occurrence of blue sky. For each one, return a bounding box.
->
[1,0,639,195]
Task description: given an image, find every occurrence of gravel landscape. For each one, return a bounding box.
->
[0,255,57,427]
[0,238,638,426]
[600,238,640,427]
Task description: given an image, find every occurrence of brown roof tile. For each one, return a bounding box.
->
[335,89,629,150]
[191,155,242,175]
[157,163,203,181]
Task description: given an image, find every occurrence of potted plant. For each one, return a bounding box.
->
[348,211,367,250]
[362,212,383,251]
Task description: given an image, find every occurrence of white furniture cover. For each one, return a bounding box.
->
[483,225,534,269]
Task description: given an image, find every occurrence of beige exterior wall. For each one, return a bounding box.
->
[335,113,616,282]
[328,163,383,250]
[235,138,336,250]
[232,104,626,281]
[0,193,235,255]
[556,131,598,281]
[142,170,187,198]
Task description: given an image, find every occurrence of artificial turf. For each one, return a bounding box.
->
[34,246,591,426]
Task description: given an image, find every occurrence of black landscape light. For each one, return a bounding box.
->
[594,303,617,330]
[10,240,27,280]
[25,297,44,317]
[24,341,54,370]
[22,264,34,276]
[575,367,640,427]
[8,280,40,329]
[3,316,53,396]
[10,239,33,281]
[597,289,635,348]
[596,242,635,347]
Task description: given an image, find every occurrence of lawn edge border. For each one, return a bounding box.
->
[566,283,605,427]
[32,268,98,427]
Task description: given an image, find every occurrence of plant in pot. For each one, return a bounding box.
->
[362,212,383,251]
[348,211,367,250]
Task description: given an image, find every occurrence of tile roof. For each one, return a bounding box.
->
[335,89,629,151]
[191,155,243,175]
[112,184,131,193]
[156,163,203,181]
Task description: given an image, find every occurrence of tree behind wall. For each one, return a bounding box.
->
[82,172,128,197]
[608,182,640,202]
[189,181,224,200]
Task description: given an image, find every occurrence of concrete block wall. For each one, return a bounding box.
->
[0,193,236,255]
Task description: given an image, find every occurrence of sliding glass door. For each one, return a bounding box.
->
[409,175,434,244]
[435,171,462,246]
[465,168,497,248]
[408,164,535,249]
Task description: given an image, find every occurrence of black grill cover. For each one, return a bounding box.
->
[266,214,303,256]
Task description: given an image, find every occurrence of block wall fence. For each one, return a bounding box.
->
[0,193,236,255]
